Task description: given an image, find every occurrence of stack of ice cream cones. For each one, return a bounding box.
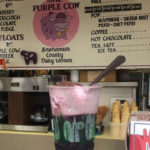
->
[110,100,138,138]
[112,101,121,123]
[130,101,138,112]
[111,101,121,137]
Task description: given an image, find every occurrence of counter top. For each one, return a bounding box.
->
[96,127,125,140]
[0,127,126,150]
[0,127,125,140]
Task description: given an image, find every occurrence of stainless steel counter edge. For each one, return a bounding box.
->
[0,77,50,92]
[0,77,138,92]
[0,124,49,133]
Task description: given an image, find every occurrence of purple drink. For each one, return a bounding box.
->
[49,82,102,150]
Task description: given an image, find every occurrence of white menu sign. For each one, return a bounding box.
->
[0,0,150,70]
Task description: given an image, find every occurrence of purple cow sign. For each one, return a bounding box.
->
[41,12,72,41]
[33,0,79,47]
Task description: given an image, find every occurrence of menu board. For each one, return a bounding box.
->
[0,0,150,70]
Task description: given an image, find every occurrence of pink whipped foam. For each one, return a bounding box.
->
[48,81,101,116]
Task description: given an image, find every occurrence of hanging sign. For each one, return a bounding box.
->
[0,0,150,70]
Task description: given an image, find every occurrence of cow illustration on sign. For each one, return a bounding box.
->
[40,12,72,41]
[33,0,79,47]
[20,50,37,65]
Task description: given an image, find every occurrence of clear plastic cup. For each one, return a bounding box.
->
[48,84,102,150]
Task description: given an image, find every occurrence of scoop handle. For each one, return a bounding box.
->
[90,55,126,86]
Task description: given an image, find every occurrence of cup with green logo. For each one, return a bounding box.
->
[48,82,102,150]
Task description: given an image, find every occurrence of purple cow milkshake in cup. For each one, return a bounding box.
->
[48,81,102,150]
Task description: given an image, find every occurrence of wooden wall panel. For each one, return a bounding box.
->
[8,92,33,125]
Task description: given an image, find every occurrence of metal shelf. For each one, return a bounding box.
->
[80,82,138,88]
[0,76,138,92]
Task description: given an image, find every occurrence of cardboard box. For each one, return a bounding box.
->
[129,111,150,150]
[79,70,116,82]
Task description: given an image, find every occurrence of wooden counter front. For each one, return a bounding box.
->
[0,128,125,150]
